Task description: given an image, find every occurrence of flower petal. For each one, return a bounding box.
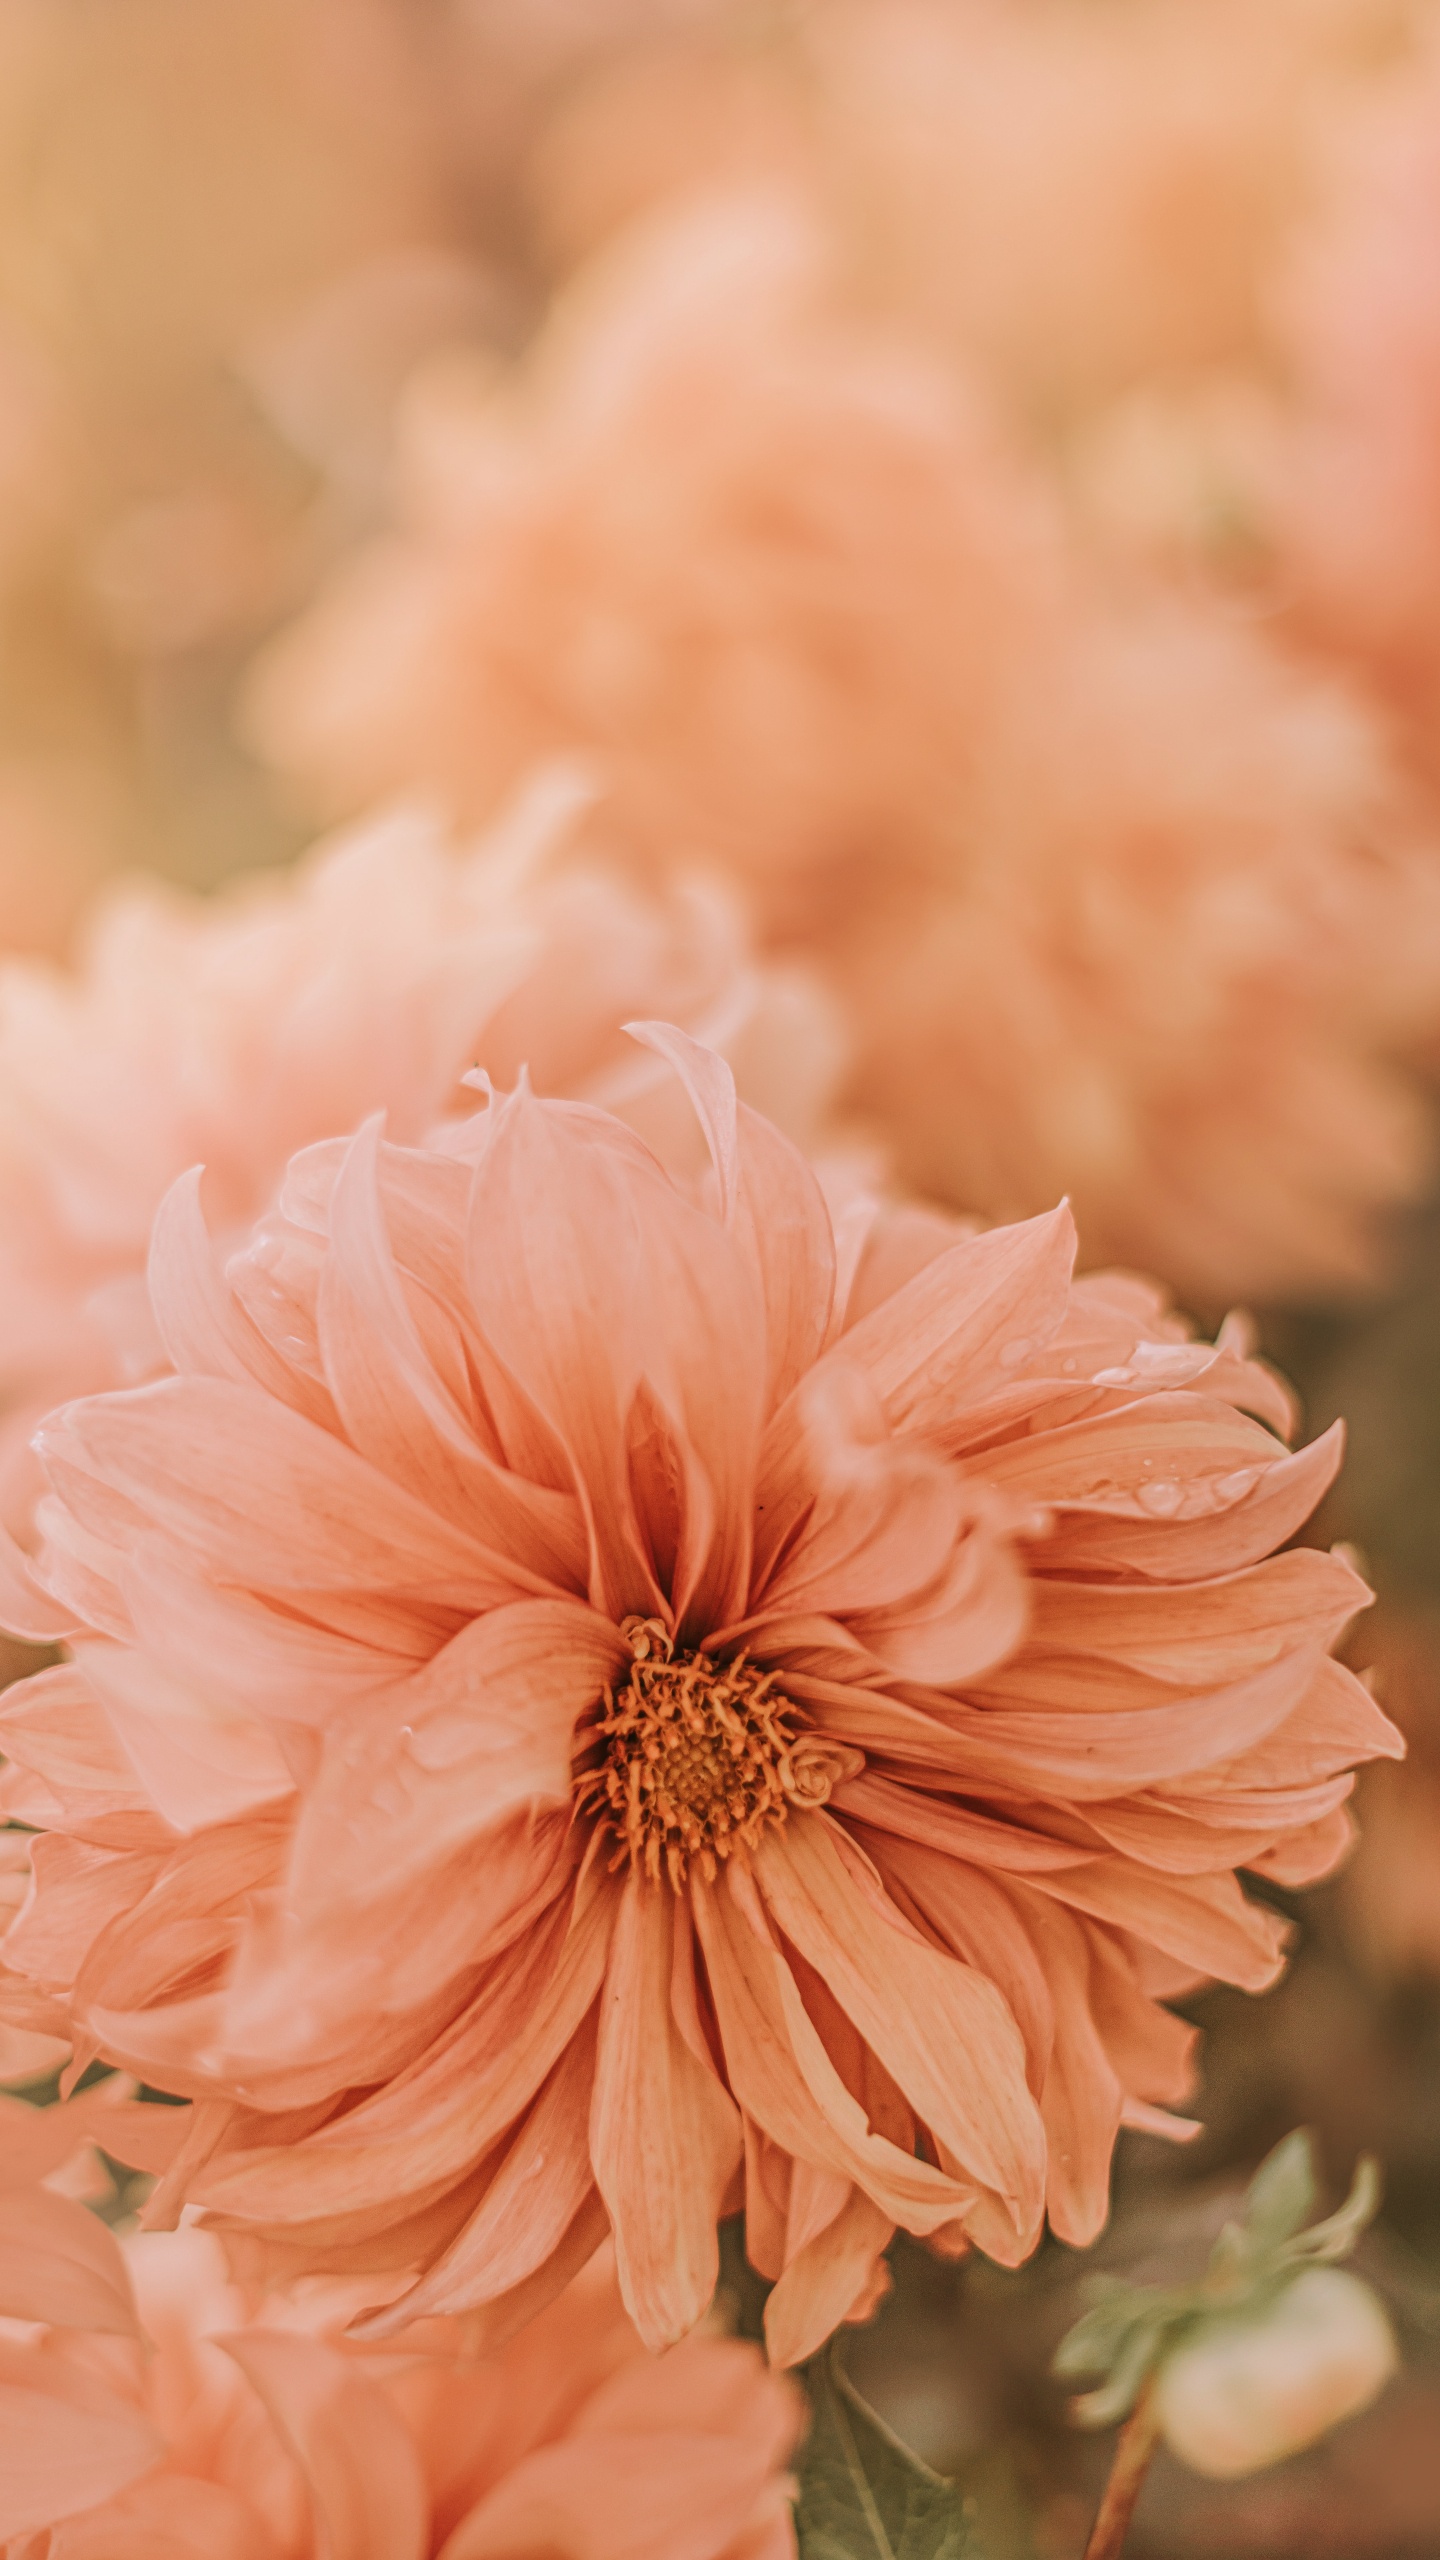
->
[591,1880,742,2348]
[75,1640,292,1834]
[357,2016,599,2336]
[40,1376,531,1606]
[0,2369,162,2540]
[149,1166,336,1429]
[318,1119,588,1590]
[223,2329,428,2560]
[193,1879,615,2224]
[440,2430,780,2560]
[626,1022,835,1408]
[284,1599,623,1911]
[762,2181,894,2368]
[0,1516,79,1644]
[0,2184,139,2332]
[837,1204,1076,1435]
[692,1862,976,2241]
[754,1816,1045,2257]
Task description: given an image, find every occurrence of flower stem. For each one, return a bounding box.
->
[1082,2383,1161,2560]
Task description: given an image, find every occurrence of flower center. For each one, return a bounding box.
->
[577,1617,860,1888]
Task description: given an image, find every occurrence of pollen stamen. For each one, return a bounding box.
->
[575,1615,855,1888]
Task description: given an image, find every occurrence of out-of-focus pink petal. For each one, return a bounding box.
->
[52,2468,281,2560]
[0,2181,139,2331]
[0,2082,188,2189]
[223,2329,428,2560]
[0,2367,162,2540]
[0,1665,167,1843]
[0,1513,79,1642]
[440,2430,780,2560]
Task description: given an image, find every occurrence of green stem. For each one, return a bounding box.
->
[1082,2383,1161,2560]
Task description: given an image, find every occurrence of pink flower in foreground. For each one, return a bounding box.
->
[0,1034,1399,2364]
[243,186,1440,1303]
[0,2111,799,2560]
[0,778,839,1525]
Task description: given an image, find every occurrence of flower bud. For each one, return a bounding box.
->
[1154,2266,1398,2480]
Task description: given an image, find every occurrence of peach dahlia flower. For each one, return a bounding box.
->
[840,596,1440,1305]
[244,186,1440,1304]
[0,778,839,1525]
[243,189,1068,942]
[0,2113,799,2560]
[0,1035,1398,2366]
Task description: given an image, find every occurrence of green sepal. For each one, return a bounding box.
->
[1069,2312,1174,2430]
[1052,2130,1383,2430]
[1240,2128,1318,2251]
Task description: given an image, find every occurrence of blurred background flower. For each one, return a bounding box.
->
[0,2094,802,2559]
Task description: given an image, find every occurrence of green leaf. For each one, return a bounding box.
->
[1242,2129,1318,2250]
[795,2342,981,2560]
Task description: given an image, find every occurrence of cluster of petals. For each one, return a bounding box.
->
[0,2095,798,2560]
[0,775,838,1525]
[843,593,1440,1302]
[0,1028,1400,2366]
[247,184,1440,1301]
[243,187,1070,941]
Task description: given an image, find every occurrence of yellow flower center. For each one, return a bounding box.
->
[577,1616,859,1888]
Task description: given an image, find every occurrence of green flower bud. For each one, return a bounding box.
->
[1153,2264,1398,2479]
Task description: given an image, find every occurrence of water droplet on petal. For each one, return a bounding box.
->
[1137,1479,1184,1516]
